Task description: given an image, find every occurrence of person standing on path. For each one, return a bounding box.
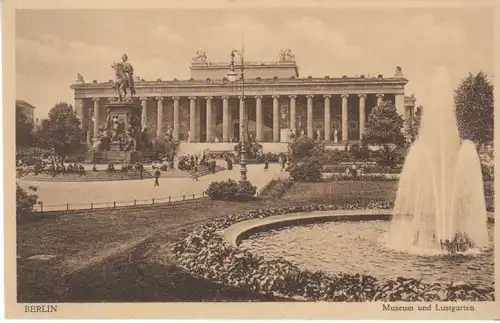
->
[154,169,160,187]
[139,163,144,180]
[264,158,269,172]
[193,165,199,181]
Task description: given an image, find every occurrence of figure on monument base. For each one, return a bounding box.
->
[334,128,338,144]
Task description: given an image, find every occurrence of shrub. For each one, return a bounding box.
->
[205,179,256,201]
[289,137,317,159]
[375,145,404,167]
[260,179,293,198]
[349,143,371,161]
[16,184,38,220]
[290,161,322,182]
[206,179,239,200]
[237,181,257,201]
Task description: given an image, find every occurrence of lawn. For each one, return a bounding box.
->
[16,179,494,302]
[282,180,399,204]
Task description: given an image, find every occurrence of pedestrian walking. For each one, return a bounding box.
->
[211,160,216,174]
[193,165,199,181]
[264,158,269,171]
[154,169,160,186]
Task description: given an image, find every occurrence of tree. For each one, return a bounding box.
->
[363,100,405,148]
[406,105,423,143]
[16,184,38,220]
[16,109,36,148]
[37,102,85,165]
[289,136,317,159]
[152,135,178,159]
[454,71,493,145]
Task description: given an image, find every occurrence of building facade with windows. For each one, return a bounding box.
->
[16,100,36,125]
[70,51,416,145]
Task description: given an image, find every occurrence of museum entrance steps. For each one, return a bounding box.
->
[177,142,289,156]
[187,164,226,178]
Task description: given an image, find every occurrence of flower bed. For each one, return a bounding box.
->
[172,201,494,302]
[324,173,399,181]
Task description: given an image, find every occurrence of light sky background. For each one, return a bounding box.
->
[16,8,494,118]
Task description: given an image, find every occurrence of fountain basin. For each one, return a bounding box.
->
[222,209,494,248]
[174,205,495,301]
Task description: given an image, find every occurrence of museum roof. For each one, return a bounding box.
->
[71,75,408,89]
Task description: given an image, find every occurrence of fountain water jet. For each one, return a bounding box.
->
[387,66,489,253]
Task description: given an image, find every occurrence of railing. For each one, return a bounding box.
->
[32,192,207,213]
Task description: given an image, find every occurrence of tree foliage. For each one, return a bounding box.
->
[16,109,36,148]
[152,134,178,159]
[37,102,85,164]
[289,160,322,182]
[454,71,493,145]
[406,106,423,143]
[289,136,317,159]
[16,184,38,220]
[363,100,405,147]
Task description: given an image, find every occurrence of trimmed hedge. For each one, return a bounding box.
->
[290,161,322,182]
[172,202,494,302]
[205,179,257,201]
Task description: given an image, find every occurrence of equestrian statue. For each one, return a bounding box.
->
[111,53,136,101]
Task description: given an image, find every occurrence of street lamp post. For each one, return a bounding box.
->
[227,49,247,181]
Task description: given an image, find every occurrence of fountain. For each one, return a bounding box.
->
[227,66,492,287]
[387,66,489,253]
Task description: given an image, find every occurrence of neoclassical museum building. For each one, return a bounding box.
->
[71,50,416,146]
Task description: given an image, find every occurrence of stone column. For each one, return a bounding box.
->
[376,93,384,106]
[228,100,234,141]
[359,94,366,140]
[92,98,100,137]
[307,95,314,139]
[156,97,164,138]
[255,95,263,142]
[342,94,349,142]
[189,96,196,142]
[289,95,296,130]
[141,97,148,131]
[206,96,213,142]
[395,93,405,118]
[323,95,331,142]
[172,97,180,141]
[273,95,280,142]
[74,98,84,122]
[222,96,230,142]
[239,96,245,141]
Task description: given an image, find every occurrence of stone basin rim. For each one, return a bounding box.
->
[221,209,495,247]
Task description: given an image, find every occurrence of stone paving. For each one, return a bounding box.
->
[18,164,287,211]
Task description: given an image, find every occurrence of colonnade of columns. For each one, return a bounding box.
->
[86,92,405,143]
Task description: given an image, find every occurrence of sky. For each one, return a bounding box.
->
[16,8,494,118]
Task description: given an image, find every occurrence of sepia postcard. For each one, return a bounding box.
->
[3,0,500,319]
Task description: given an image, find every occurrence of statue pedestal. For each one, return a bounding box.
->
[104,100,141,132]
[109,142,122,151]
[90,100,144,164]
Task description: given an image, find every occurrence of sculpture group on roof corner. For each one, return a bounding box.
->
[192,49,208,63]
[278,48,295,62]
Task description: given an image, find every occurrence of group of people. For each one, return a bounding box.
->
[345,164,365,178]
[16,156,87,177]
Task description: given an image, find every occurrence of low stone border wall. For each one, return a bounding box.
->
[172,202,495,302]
